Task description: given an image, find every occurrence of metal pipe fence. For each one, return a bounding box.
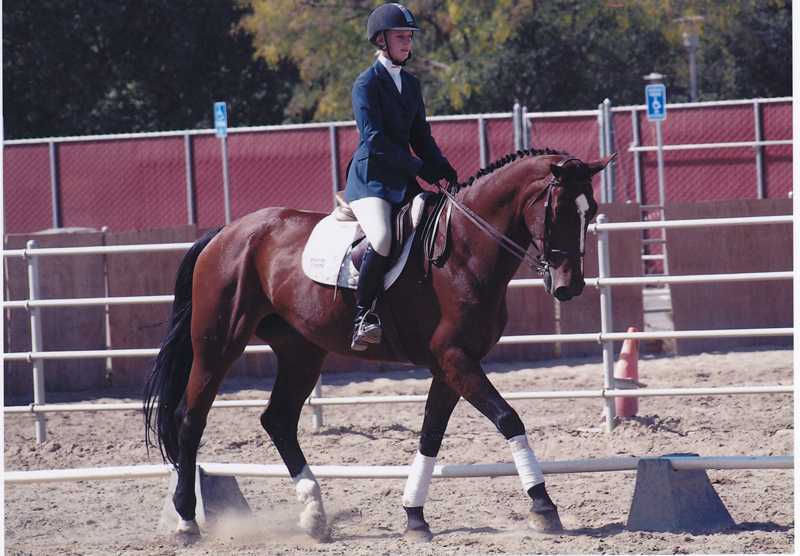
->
[4,384,791,415]
[3,214,793,438]
[3,98,791,237]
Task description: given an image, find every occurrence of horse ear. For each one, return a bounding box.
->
[550,163,566,179]
[587,152,618,176]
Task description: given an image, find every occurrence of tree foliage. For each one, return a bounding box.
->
[243,0,791,120]
[3,0,791,138]
[3,0,297,138]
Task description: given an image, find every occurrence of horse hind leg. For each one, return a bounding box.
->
[256,317,330,541]
[172,313,265,539]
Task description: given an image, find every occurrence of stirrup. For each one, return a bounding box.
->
[351,310,382,351]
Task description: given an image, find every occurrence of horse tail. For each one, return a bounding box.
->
[143,227,222,466]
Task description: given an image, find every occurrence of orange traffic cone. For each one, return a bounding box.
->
[613,326,641,418]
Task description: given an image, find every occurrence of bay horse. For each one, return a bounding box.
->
[144,148,615,542]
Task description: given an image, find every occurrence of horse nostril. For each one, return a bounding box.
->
[554,287,573,301]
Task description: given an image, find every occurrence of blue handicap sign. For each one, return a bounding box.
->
[645,84,667,121]
[214,102,228,138]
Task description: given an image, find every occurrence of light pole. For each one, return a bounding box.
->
[676,15,704,102]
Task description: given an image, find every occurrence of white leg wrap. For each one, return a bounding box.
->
[176,518,199,534]
[292,465,328,538]
[402,451,436,507]
[508,434,545,491]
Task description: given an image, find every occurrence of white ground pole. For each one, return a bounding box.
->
[4,455,793,485]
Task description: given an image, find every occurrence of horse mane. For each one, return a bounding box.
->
[452,147,571,192]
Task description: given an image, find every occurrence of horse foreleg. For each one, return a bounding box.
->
[402,375,460,542]
[258,324,330,541]
[434,345,563,533]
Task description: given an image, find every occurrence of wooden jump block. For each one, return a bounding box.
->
[159,466,251,532]
[627,453,735,533]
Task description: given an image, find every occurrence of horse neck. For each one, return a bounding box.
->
[452,156,553,284]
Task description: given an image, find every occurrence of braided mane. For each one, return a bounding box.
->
[452,147,570,192]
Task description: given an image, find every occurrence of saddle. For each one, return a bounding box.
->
[302,192,433,290]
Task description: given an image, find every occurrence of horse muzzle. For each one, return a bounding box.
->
[544,259,585,301]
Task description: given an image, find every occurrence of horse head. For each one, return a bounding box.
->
[525,153,616,301]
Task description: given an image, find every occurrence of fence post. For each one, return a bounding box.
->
[26,240,47,443]
[753,100,765,199]
[48,142,62,228]
[184,134,197,225]
[522,105,530,149]
[329,125,340,207]
[220,135,232,225]
[603,99,617,201]
[654,117,670,275]
[597,102,608,203]
[100,226,113,385]
[596,215,617,433]
[478,116,488,169]
[512,102,522,151]
[631,108,643,205]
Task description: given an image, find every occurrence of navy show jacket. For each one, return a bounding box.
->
[344,59,447,205]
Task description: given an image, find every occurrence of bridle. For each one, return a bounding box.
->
[431,158,587,276]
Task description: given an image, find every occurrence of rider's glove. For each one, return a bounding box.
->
[438,159,458,186]
[417,160,440,185]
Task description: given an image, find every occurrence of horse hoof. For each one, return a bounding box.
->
[403,525,433,543]
[175,519,201,544]
[528,509,564,533]
[308,526,332,543]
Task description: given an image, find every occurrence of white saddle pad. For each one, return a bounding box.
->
[302,193,430,290]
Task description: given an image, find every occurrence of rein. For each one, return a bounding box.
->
[428,177,557,275]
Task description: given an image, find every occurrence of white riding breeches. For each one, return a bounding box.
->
[349,197,393,257]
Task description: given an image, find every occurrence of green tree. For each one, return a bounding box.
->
[241,0,531,120]
[243,0,791,119]
[695,0,791,100]
[3,0,299,139]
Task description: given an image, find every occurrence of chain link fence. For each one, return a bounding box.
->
[3,144,53,233]
[3,99,791,236]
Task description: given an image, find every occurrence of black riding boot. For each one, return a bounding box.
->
[351,245,389,351]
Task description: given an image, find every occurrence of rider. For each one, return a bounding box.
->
[345,2,457,351]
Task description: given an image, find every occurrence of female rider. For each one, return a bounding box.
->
[345,2,457,351]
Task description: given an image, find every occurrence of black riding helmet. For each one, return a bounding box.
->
[367,3,421,66]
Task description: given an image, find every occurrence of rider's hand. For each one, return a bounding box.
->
[438,159,458,186]
[417,160,439,185]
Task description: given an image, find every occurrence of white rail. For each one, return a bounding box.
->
[5,455,792,484]
[1,215,791,260]
[629,139,791,152]
[4,385,791,415]
[2,271,791,309]
[589,214,793,232]
[1,327,791,363]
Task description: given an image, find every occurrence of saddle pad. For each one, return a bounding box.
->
[302,214,362,285]
[302,193,429,290]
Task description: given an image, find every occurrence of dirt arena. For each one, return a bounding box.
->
[4,348,794,555]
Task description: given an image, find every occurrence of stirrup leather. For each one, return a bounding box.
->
[351,308,382,351]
